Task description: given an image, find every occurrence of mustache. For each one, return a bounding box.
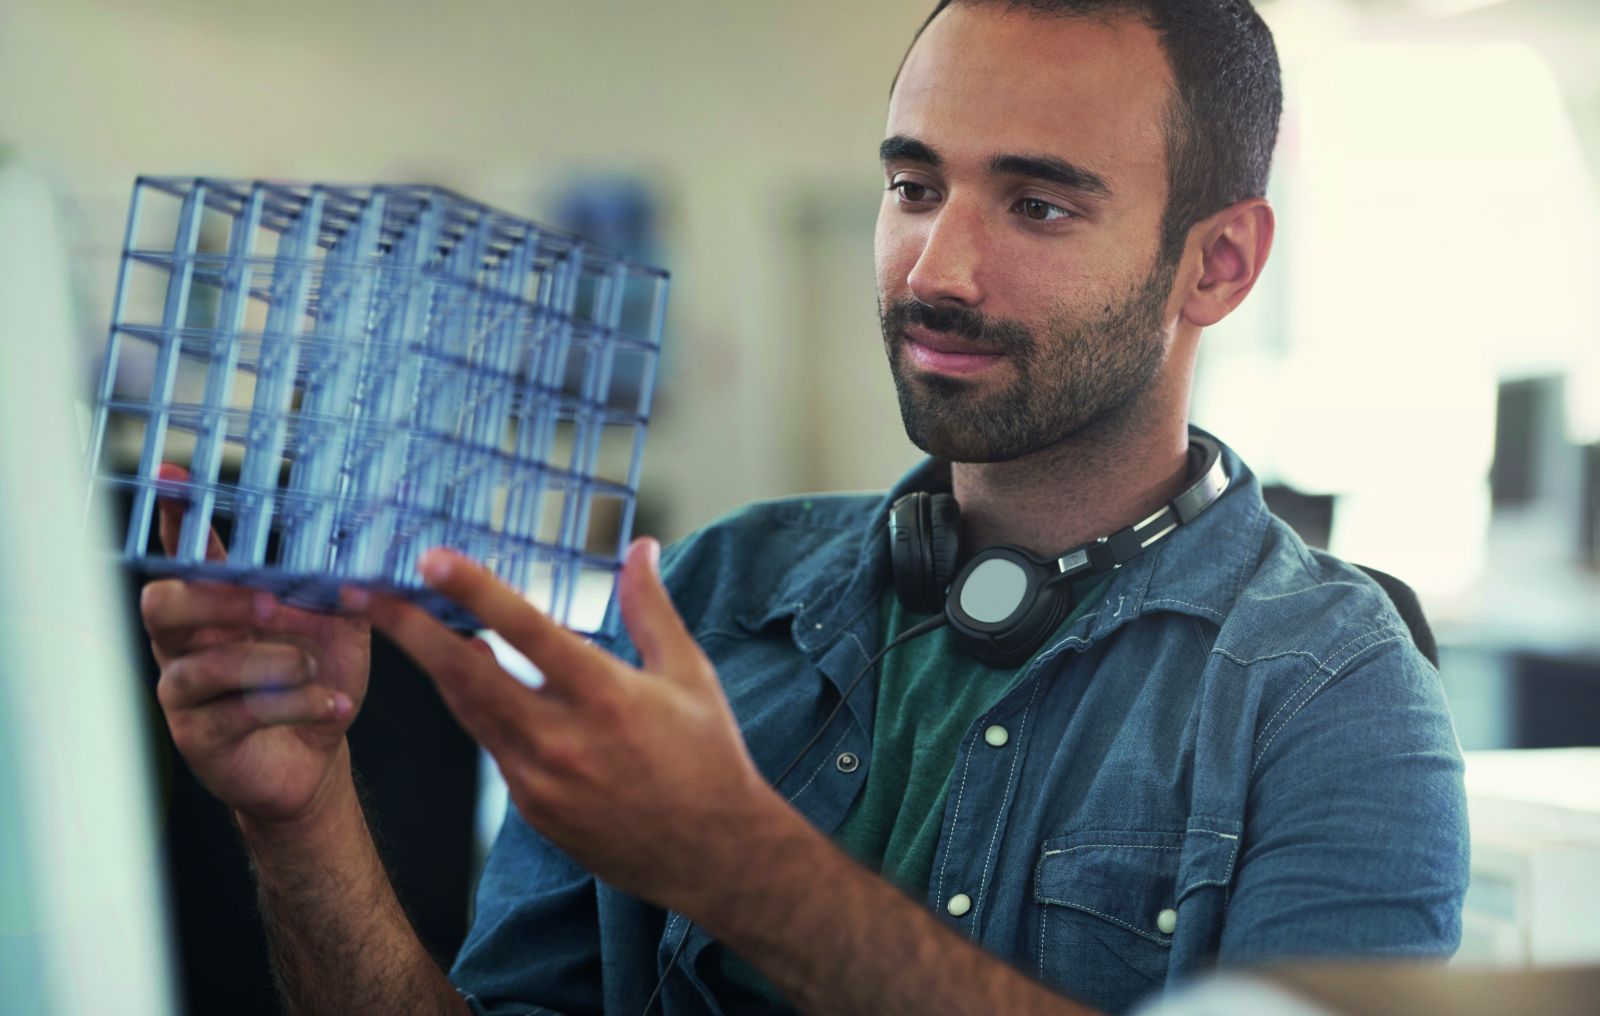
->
[879,299,1033,354]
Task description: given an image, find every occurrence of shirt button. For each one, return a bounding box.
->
[983,724,1009,747]
[946,893,972,917]
[1157,908,1177,935]
[835,752,859,773]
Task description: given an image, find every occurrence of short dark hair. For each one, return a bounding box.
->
[900,0,1282,265]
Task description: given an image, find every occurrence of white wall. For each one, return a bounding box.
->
[0,0,935,538]
[5,0,1599,547]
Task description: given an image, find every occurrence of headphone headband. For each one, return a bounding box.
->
[1048,433,1227,584]
[889,433,1231,666]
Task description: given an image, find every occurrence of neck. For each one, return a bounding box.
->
[950,408,1192,558]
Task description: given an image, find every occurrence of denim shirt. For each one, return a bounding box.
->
[453,430,1469,1016]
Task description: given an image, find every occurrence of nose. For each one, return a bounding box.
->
[906,202,985,308]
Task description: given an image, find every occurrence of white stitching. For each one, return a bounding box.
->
[1247,629,1393,746]
[970,675,1043,937]
[662,911,685,969]
[1234,500,1269,600]
[1250,626,1405,750]
[1250,633,1408,775]
[936,713,980,908]
[1317,626,1392,672]
[1142,597,1226,622]
[1322,626,1402,674]
[1212,625,1407,671]
[694,626,765,645]
[1251,666,1326,749]
[770,517,856,533]
[1033,899,1172,945]
[842,628,871,667]
[1024,631,1091,673]
[1180,825,1243,916]
[1216,646,1322,669]
[1179,836,1242,898]
[1038,908,1048,979]
[787,727,854,804]
[1040,843,1181,857]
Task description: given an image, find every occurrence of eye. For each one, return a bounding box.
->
[889,179,941,205]
[1015,197,1074,222]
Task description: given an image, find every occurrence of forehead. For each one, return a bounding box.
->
[889,5,1172,191]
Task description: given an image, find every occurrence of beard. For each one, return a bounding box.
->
[879,256,1178,463]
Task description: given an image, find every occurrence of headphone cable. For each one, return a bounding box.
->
[640,611,949,1015]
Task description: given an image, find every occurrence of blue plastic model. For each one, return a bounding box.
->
[87,177,668,632]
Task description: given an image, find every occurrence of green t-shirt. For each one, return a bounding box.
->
[715,576,1111,1010]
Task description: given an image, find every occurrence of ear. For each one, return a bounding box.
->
[1177,198,1275,329]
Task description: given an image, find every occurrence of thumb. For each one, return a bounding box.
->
[617,537,695,675]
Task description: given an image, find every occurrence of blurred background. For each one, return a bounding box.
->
[1,0,1597,1013]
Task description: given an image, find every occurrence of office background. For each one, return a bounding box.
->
[2,0,1597,1012]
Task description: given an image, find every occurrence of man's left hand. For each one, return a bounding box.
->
[348,538,789,917]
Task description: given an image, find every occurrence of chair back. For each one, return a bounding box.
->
[1355,565,1440,668]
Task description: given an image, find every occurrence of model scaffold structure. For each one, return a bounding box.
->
[88,177,668,631]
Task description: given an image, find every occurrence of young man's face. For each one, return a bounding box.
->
[875,3,1183,462]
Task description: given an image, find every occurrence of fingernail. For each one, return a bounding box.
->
[330,692,353,719]
[645,537,661,575]
[419,549,453,585]
[339,586,371,611]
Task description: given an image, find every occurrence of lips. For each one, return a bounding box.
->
[902,325,1005,377]
[904,325,997,356]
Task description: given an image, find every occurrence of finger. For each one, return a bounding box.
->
[349,587,550,752]
[415,549,602,699]
[156,463,227,561]
[616,537,699,676]
[142,580,271,649]
[159,640,317,711]
[182,685,348,749]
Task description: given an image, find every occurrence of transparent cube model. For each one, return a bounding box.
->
[87,177,668,631]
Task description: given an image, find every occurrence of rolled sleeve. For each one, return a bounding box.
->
[448,801,604,1016]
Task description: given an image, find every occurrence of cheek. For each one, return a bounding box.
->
[1003,235,1146,321]
[994,249,1094,324]
[873,202,918,298]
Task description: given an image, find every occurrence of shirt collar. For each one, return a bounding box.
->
[1082,427,1269,640]
[764,426,1269,645]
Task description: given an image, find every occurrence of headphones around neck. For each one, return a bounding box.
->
[888,435,1230,666]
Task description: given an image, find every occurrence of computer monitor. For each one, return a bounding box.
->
[0,160,176,1014]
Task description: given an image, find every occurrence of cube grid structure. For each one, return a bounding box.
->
[88,176,668,631]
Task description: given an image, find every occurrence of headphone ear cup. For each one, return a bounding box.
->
[927,493,962,596]
[945,551,1076,667]
[890,492,942,614]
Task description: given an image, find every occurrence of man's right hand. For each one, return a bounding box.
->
[140,466,468,1014]
[142,464,372,829]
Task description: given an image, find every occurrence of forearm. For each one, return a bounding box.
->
[693,800,1100,1016]
[237,747,467,1016]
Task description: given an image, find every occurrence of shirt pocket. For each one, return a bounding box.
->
[1033,829,1183,1008]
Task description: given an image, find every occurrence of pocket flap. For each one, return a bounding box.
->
[1034,830,1182,945]
[1177,821,1241,899]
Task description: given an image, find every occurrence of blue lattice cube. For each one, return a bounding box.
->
[88,176,668,632]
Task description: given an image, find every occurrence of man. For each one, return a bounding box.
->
[141,2,1469,1014]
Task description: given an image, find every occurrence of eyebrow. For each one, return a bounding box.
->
[989,153,1113,200]
[879,135,940,166]
[879,134,1114,201]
